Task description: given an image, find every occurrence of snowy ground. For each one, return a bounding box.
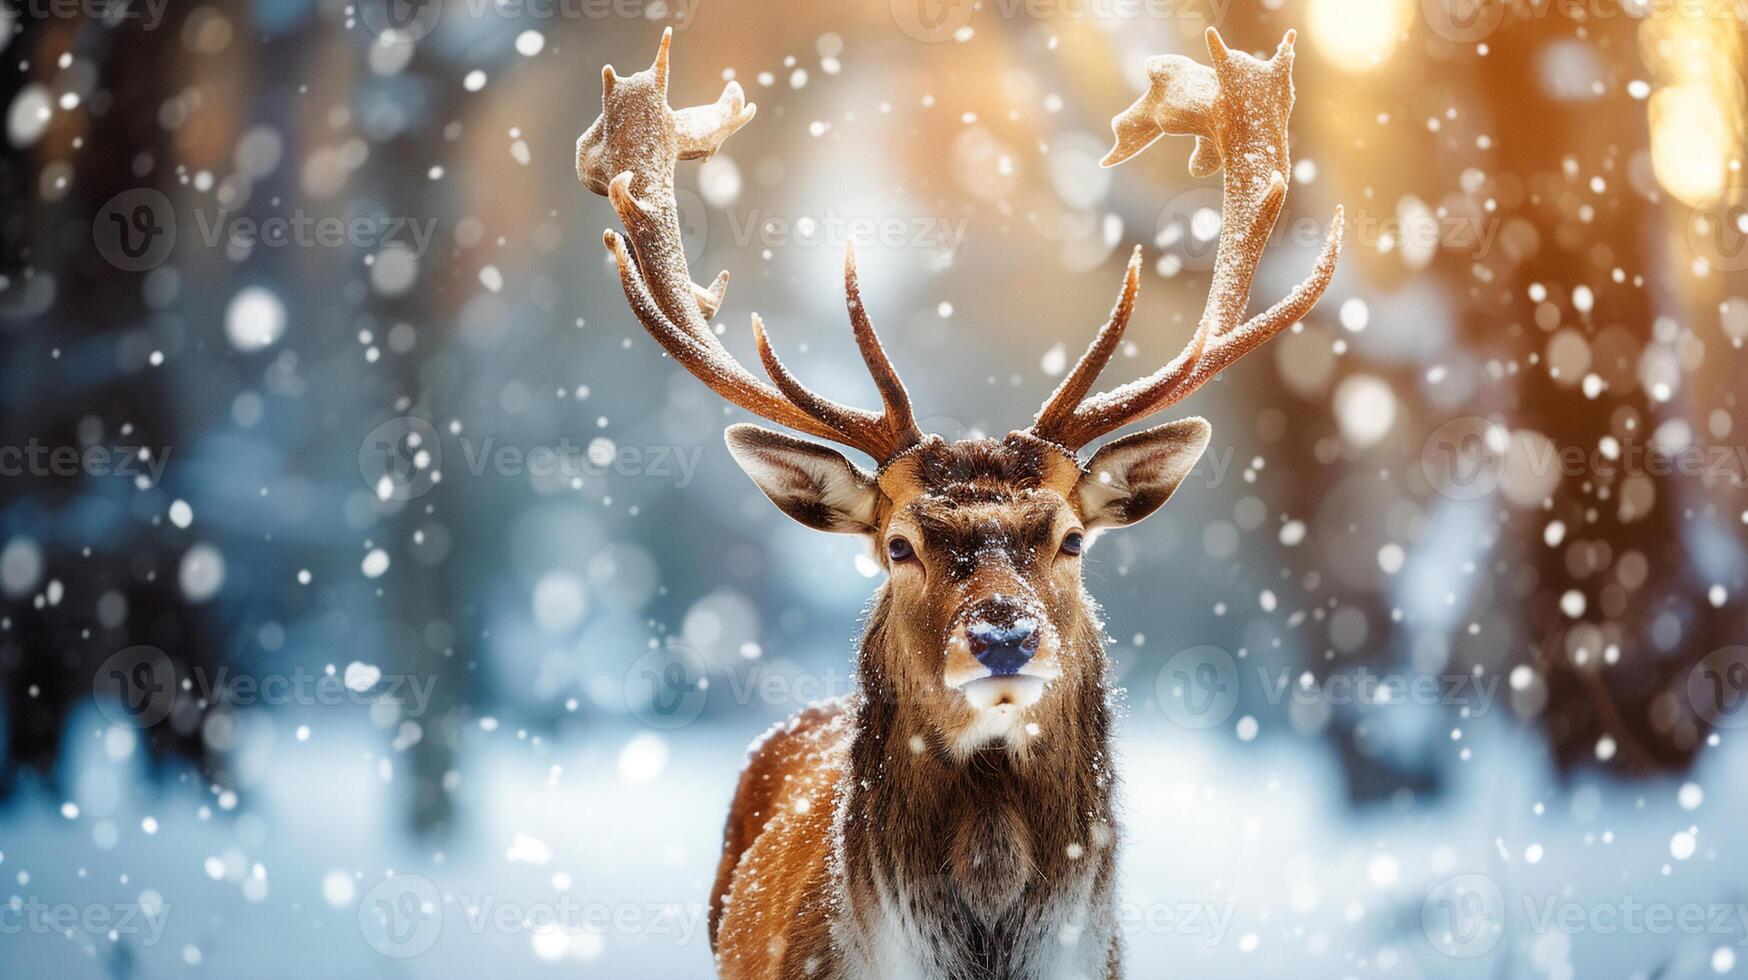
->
[2,707,1743,979]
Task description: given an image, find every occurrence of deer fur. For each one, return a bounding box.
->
[704,431,1207,979]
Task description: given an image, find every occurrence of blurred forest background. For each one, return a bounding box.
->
[0,0,1745,976]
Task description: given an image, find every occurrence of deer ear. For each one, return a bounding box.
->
[725,424,881,535]
[1075,418,1212,530]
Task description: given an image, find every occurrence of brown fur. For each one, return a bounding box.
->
[710,702,850,976]
[710,437,1124,978]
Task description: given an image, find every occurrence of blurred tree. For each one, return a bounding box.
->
[1473,11,1745,775]
[0,11,226,797]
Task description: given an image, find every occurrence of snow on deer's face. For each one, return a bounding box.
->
[726,425,1211,757]
[869,436,1094,756]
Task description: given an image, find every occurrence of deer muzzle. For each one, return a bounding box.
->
[944,597,1061,710]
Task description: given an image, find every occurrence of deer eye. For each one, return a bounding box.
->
[886,537,915,563]
[1060,531,1084,556]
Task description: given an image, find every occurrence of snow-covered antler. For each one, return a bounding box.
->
[579,29,923,463]
[1030,28,1344,452]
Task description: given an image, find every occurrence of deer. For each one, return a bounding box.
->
[576,25,1341,979]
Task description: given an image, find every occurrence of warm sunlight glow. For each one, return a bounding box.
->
[1642,17,1744,206]
[1650,85,1731,205]
[1307,0,1410,72]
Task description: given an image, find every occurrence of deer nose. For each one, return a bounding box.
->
[965,620,1039,677]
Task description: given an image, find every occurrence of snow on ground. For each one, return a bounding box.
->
[2,707,1743,978]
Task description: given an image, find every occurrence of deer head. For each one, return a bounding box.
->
[578,28,1341,759]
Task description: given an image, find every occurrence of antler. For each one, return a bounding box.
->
[578,29,922,464]
[1030,28,1344,452]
